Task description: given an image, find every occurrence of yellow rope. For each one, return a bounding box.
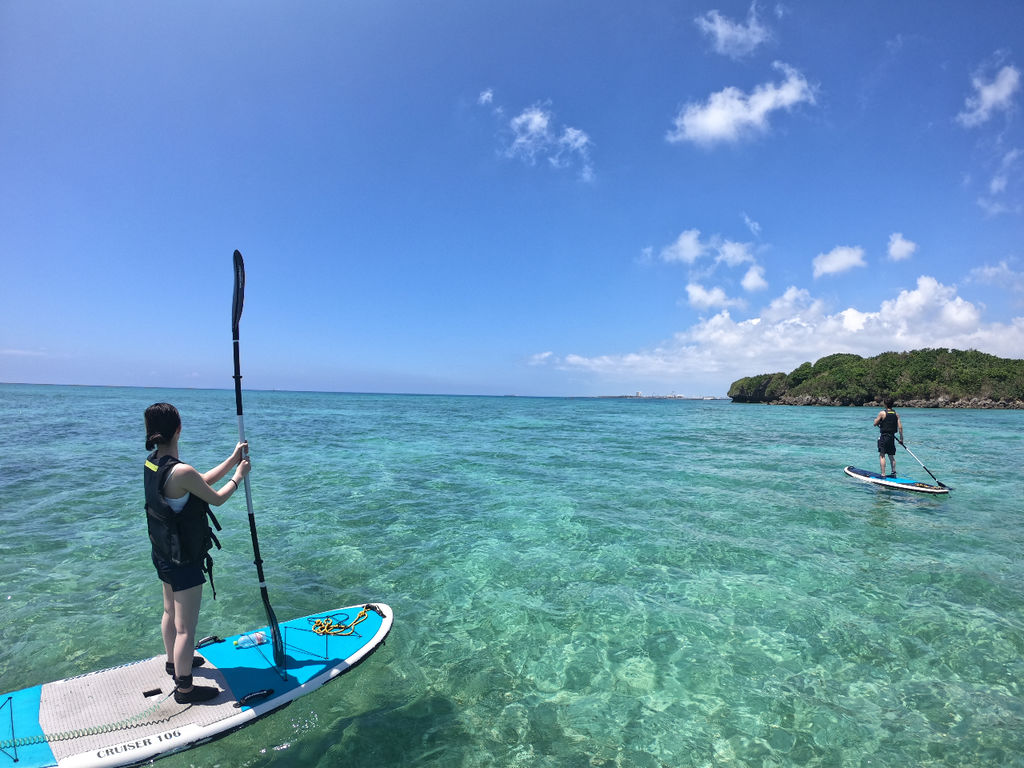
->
[311,607,369,637]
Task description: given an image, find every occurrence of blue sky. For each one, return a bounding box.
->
[2,1,1023,397]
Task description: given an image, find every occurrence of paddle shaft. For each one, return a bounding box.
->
[897,436,949,489]
[232,250,286,668]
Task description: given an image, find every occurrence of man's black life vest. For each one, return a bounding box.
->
[879,409,899,435]
[145,451,222,595]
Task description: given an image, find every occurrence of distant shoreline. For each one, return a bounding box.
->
[732,395,1023,409]
[598,395,731,401]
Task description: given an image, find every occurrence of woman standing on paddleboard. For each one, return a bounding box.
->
[144,402,250,704]
[873,397,904,478]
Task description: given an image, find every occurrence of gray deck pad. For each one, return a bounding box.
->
[3,604,392,768]
[38,657,238,761]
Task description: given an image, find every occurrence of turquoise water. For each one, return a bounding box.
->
[1,383,1023,767]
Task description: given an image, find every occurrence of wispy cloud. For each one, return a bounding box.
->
[742,213,762,237]
[480,90,594,182]
[695,3,771,59]
[966,259,1024,296]
[976,147,1022,215]
[507,106,553,163]
[813,245,866,278]
[667,62,814,146]
[990,148,1021,194]
[957,63,1020,128]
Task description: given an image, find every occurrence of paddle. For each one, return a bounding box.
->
[897,436,952,490]
[232,249,286,668]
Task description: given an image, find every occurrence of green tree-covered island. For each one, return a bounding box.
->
[728,348,1024,408]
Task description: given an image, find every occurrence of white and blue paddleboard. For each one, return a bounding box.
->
[844,466,949,495]
[1,603,393,768]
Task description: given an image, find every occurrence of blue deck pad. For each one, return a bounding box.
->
[0,685,56,767]
[200,608,386,709]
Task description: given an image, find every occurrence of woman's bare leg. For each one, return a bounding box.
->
[172,584,203,688]
[161,582,176,660]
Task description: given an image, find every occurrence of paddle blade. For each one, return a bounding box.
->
[267,603,286,667]
[232,250,246,337]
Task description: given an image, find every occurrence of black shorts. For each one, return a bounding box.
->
[877,433,896,456]
[152,552,206,592]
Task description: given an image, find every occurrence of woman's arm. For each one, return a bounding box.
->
[166,454,251,507]
[200,442,247,486]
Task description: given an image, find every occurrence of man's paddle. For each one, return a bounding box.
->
[232,249,286,668]
[897,437,952,490]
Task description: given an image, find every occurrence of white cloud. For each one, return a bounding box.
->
[558,126,590,153]
[742,264,768,291]
[881,276,981,333]
[957,64,1021,128]
[686,282,744,310]
[760,285,823,323]
[659,230,756,268]
[695,3,770,59]
[660,229,708,264]
[837,307,870,332]
[551,276,1024,391]
[716,239,755,267]
[659,230,765,297]
[813,245,866,278]
[667,62,814,146]
[508,106,552,163]
[887,232,917,261]
[478,88,494,106]
[502,103,594,182]
[529,351,554,366]
[552,127,595,182]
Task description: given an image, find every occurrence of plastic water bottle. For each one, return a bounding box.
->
[234,631,267,648]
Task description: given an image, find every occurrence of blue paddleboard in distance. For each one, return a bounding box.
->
[843,465,949,495]
[0,603,393,768]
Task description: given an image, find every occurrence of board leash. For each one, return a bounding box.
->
[0,689,177,752]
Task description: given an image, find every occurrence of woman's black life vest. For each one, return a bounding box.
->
[879,409,899,435]
[144,452,222,596]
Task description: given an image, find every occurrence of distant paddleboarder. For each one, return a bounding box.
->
[144,402,250,703]
[872,397,904,478]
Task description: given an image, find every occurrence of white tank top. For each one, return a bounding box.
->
[163,465,190,513]
[164,493,190,513]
